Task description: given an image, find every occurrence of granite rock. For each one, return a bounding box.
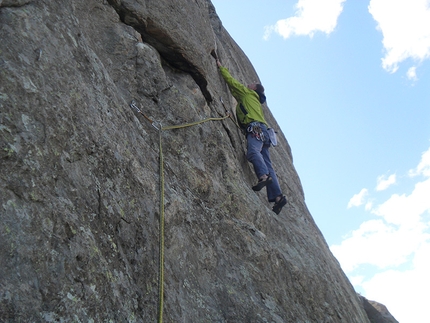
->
[0,0,397,322]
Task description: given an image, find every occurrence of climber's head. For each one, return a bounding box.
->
[247,83,264,92]
[248,83,266,104]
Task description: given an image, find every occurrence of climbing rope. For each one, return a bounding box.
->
[161,115,230,130]
[130,101,230,323]
[220,97,242,130]
[158,129,164,323]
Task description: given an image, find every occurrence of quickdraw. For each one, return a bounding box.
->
[130,100,161,130]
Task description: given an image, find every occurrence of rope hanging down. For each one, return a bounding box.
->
[130,101,231,323]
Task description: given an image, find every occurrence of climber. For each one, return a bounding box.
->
[216,58,287,215]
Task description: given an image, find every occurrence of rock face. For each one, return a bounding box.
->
[0,0,397,322]
[360,296,399,323]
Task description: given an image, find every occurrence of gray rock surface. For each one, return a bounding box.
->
[0,0,397,322]
[360,296,399,323]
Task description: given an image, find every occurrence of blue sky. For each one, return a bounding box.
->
[211,1,430,322]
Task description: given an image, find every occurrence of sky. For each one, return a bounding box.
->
[211,1,430,322]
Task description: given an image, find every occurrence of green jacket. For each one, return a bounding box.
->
[219,66,267,128]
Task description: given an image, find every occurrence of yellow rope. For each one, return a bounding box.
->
[227,113,242,130]
[157,129,165,323]
[161,115,229,130]
[153,113,229,323]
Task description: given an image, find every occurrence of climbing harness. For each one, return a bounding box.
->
[129,100,231,323]
[247,121,265,141]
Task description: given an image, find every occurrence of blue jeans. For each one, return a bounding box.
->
[246,124,282,202]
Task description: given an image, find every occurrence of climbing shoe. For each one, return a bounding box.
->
[272,195,287,215]
[252,176,272,191]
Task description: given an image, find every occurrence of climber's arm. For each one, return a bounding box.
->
[217,64,249,100]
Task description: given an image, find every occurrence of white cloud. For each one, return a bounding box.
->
[361,242,430,323]
[372,178,430,227]
[331,145,430,323]
[347,188,368,208]
[349,275,364,286]
[364,201,373,211]
[376,173,396,191]
[407,66,418,81]
[331,219,425,272]
[368,0,430,74]
[334,176,430,271]
[409,146,430,177]
[264,0,346,40]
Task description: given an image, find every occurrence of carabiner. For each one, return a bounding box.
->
[152,121,162,131]
[130,100,141,113]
